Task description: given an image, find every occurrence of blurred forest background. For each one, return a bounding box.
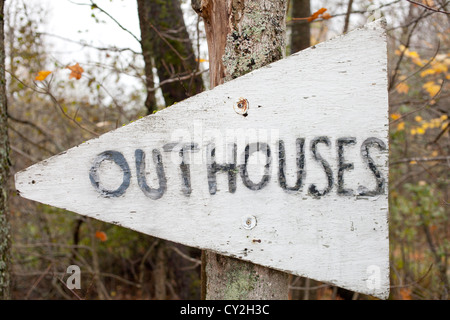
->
[0,0,448,300]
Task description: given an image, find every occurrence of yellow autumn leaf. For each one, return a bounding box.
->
[423,81,441,96]
[432,62,448,73]
[420,69,435,77]
[411,128,417,135]
[440,115,448,121]
[414,115,423,122]
[35,70,52,81]
[396,82,409,94]
[411,57,424,67]
[407,51,420,59]
[397,122,405,131]
[391,113,401,120]
[416,127,425,135]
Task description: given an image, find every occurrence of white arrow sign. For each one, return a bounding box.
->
[15,20,390,299]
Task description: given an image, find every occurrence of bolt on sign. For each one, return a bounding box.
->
[15,20,390,299]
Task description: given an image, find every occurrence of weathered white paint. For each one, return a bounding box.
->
[15,20,390,299]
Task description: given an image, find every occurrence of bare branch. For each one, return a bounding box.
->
[406,0,450,14]
[390,155,450,165]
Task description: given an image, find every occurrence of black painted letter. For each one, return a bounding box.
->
[206,143,237,195]
[337,137,356,196]
[278,139,305,192]
[163,142,198,196]
[359,137,386,196]
[89,150,131,197]
[135,149,167,200]
[240,142,271,191]
[308,137,333,198]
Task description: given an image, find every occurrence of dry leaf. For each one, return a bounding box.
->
[308,8,327,22]
[395,82,409,94]
[423,81,441,97]
[95,230,107,242]
[66,63,84,80]
[399,288,412,300]
[397,122,405,131]
[35,70,52,81]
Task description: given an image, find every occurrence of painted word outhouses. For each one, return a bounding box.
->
[89,137,387,199]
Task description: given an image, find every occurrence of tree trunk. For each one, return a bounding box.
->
[154,242,167,299]
[137,0,204,113]
[192,0,289,300]
[290,0,310,53]
[0,0,11,300]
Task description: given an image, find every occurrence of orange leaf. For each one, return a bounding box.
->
[399,288,412,300]
[66,63,84,80]
[322,13,331,20]
[95,230,107,242]
[35,70,52,81]
[395,82,409,94]
[307,8,327,22]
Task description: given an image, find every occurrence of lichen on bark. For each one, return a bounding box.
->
[192,0,289,300]
[222,0,287,81]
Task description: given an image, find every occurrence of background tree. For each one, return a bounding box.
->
[0,0,11,300]
[137,0,204,114]
[290,0,311,53]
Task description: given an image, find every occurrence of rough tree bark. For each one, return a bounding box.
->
[137,0,205,299]
[290,0,311,53]
[0,0,11,300]
[137,0,204,113]
[192,0,289,299]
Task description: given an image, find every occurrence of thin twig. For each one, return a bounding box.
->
[55,276,84,300]
[428,122,449,145]
[406,0,450,14]
[69,0,141,44]
[389,10,424,91]
[389,41,441,92]
[390,81,445,125]
[25,263,53,299]
[390,155,450,165]
[37,32,141,55]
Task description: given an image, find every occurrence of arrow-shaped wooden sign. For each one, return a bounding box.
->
[15,20,390,299]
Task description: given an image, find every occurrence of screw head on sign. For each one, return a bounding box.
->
[241,215,257,230]
[234,97,249,116]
